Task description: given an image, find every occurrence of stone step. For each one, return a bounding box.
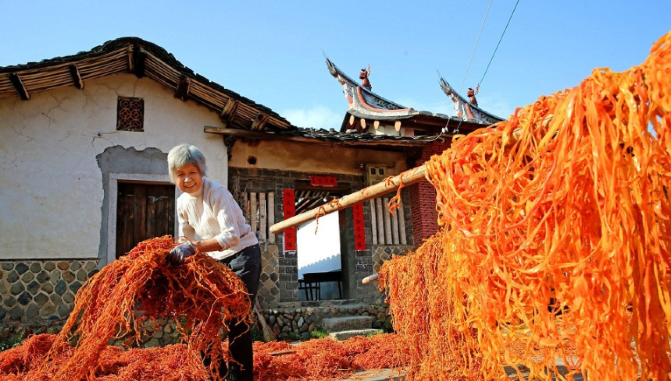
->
[323,315,374,332]
[301,299,356,307]
[329,329,383,341]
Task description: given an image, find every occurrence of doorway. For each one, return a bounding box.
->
[294,181,349,301]
[116,182,175,258]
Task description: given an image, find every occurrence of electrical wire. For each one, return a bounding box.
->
[459,0,494,94]
[479,0,520,86]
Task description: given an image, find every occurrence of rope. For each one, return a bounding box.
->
[459,0,494,94]
[479,0,521,86]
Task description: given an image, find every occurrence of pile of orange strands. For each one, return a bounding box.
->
[0,333,407,381]
[380,31,671,380]
[0,236,252,381]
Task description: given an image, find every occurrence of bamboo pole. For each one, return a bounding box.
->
[270,165,428,234]
[376,198,385,245]
[268,192,275,243]
[383,197,392,244]
[369,199,378,245]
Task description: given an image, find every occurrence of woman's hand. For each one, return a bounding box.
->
[167,241,196,265]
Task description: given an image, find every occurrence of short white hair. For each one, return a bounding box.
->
[167,144,208,183]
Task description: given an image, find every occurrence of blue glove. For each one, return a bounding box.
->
[168,242,196,265]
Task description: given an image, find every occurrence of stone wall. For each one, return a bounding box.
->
[258,303,392,341]
[0,260,98,323]
[0,304,392,348]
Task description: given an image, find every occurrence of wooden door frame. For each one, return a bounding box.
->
[106,173,178,264]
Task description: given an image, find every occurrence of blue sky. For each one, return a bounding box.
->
[1,1,669,129]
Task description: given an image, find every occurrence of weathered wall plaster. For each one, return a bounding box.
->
[0,73,227,260]
[228,140,409,175]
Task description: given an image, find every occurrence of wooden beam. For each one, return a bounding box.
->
[175,74,190,101]
[219,100,238,126]
[204,126,435,148]
[69,64,84,90]
[132,44,146,78]
[251,113,268,131]
[9,73,30,100]
[270,165,428,234]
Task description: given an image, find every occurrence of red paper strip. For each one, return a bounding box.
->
[309,175,338,188]
[283,189,297,251]
[353,202,366,251]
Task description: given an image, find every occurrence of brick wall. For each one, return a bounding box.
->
[409,141,450,245]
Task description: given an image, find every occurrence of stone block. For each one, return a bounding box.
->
[44,262,55,271]
[71,262,82,271]
[27,281,39,295]
[4,296,16,307]
[1,263,13,271]
[9,307,23,321]
[63,292,75,304]
[329,329,382,341]
[6,271,19,283]
[40,304,56,317]
[21,272,35,283]
[36,271,50,283]
[41,283,53,294]
[15,264,29,275]
[57,304,71,318]
[29,263,41,273]
[57,262,69,271]
[55,280,67,296]
[49,294,62,305]
[17,292,31,306]
[76,269,88,282]
[322,316,374,332]
[34,293,49,307]
[69,281,82,294]
[10,283,24,296]
[26,303,40,319]
[62,271,75,283]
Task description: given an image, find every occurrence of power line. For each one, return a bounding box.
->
[479,0,520,86]
[459,0,494,94]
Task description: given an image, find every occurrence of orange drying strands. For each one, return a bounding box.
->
[25,236,251,381]
[381,30,671,380]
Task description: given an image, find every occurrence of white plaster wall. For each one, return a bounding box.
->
[0,73,227,260]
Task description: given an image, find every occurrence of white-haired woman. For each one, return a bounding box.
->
[167,143,260,381]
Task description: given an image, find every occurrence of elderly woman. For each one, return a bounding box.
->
[167,143,260,381]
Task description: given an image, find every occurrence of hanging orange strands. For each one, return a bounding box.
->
[380,30,671,380]
[5,236,252,381]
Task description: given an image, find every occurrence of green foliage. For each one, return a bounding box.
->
[287,332,302,341]
[309,328,328,339]
[382,318,394,334]
[251,326,264,342]
[0,336,24,353]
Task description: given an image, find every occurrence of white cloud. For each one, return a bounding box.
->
[282,105,343,130]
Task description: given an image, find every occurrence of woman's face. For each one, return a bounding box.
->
[174,163,203,194]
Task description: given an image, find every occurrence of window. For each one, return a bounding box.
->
[116,97,144,131]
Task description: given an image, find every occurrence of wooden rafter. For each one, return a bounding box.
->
[69,64,85,90]
[219,100,238,126]
[175,74,190,101]
[132,44,146,78]
[9,73,30,100]
[251,113,268,131]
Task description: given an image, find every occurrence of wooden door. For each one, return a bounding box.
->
[116,182,175,258]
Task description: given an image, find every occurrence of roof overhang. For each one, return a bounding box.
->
[0,37,293,132]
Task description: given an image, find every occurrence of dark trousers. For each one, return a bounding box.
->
[218,243,261,381]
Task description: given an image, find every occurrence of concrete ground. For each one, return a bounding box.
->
[333,360,586,380]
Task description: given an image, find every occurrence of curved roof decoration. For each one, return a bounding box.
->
[439,77,505,125]
[0,37,293,131]
[327,58,442,121]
